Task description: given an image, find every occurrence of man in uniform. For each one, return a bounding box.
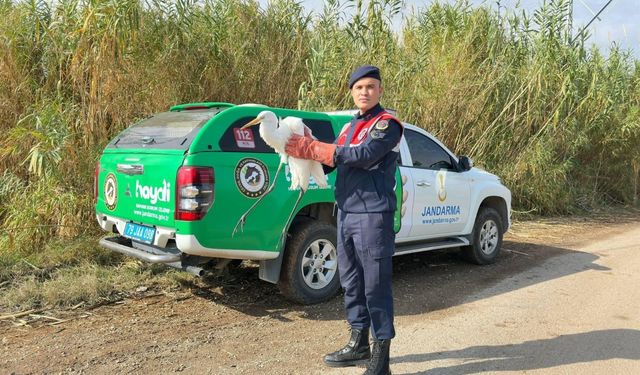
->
[285,65,402,375]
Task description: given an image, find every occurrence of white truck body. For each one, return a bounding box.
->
[393,123,511,255]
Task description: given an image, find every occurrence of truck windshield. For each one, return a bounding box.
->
[109,109,220,150]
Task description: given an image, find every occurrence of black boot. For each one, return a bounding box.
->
[363,339,391,375]
[323,328,371,367]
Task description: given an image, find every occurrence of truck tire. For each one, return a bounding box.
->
[278,220,341,304]
[462,207,503,265]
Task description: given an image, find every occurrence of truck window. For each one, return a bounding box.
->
[219,117,336,153]
[405,129,455,170]
[108,109,220,150]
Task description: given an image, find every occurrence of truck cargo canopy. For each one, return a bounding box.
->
[108,109,221,150]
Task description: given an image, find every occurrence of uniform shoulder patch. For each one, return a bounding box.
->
[370,129,383,139]
[375,120,389,130]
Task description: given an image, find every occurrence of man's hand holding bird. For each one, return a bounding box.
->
[285,135,336,167]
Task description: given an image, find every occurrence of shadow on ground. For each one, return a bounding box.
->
[393,329,640,375]
[178,240,607,322]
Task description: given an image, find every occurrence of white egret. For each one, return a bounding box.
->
[232,111,328,237]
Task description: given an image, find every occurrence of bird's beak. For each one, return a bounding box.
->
[241,117,262,130]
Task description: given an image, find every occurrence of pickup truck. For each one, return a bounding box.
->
[95,102,511,304]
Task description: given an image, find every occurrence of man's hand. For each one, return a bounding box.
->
[285,134,314,159]
[285,134,337,167]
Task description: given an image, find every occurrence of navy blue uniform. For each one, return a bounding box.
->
[332,104,402,340]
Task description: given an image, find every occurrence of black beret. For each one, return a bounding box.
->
[348,65,381,89]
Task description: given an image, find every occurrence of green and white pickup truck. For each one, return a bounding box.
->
[95,102,511,304]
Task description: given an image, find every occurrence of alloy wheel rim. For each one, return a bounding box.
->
[300,239,337,290]
[479,219,499,255]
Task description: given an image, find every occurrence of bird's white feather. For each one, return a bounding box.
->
[253,111,328,191]
[309,160,328,188]
[280,116,305,136]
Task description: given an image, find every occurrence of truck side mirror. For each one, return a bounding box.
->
[459,156,473,171]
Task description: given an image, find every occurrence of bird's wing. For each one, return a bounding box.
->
[281,116,305,136]
[289,158,310,191]
[310,160,328,188]
[289,165,300,190]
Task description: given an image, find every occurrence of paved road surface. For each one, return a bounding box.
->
[329,222,640,374]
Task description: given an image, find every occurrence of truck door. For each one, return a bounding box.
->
[403,129,470,238]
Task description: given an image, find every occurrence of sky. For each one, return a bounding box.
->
[466,0,639,55]
[257,0,640,57]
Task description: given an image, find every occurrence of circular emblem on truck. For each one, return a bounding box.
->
[235,158,270,198]
[104,173,118,210]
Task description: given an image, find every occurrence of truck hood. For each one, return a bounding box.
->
[469,167,500,181]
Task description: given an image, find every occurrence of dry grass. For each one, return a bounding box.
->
[508,206,640,245]
[0,236,196,312]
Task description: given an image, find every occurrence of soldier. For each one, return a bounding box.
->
[285,65,402,375]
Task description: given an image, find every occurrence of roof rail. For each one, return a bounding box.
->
[170,102,235,111]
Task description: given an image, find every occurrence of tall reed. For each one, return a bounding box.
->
[0,0,638,256]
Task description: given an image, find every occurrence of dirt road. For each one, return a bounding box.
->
[2,216,639,374]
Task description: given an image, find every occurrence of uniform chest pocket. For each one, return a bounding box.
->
[364,212,395,259]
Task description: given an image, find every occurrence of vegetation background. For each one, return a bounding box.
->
[0,0,638,310]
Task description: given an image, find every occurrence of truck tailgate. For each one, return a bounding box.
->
[97,149,185,228]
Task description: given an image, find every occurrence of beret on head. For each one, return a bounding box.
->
[348,65,381,89]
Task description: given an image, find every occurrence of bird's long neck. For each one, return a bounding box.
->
[260,120,283,151]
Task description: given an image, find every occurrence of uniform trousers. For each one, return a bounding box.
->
[337,209,395,340]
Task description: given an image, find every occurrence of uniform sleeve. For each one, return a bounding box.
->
[321,123,351,174]
[334,119,402,170]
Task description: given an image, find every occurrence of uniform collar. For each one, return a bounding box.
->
[355,103,384,122]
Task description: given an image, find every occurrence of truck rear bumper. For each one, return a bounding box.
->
[176,234,279,260]
[99,236,207,276]
[96,213,279,261]
[96,213,176,248]
[99,236,181,263]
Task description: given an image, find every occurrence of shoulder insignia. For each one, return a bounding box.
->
[370,129,383,139]
[375,120,389,131]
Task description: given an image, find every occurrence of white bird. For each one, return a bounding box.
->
[232,110,328,237]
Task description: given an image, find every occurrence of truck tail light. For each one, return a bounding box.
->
[175,166,214,221]
[94,162,100,202]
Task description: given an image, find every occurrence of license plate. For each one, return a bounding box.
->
[123,222,156,244]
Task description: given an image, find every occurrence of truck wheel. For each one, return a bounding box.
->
[462,207,503,265]
[278,220,340,304]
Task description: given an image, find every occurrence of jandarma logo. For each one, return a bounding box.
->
[136,180,171,204]
[421,205,461,217]
[437,171,447,202]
